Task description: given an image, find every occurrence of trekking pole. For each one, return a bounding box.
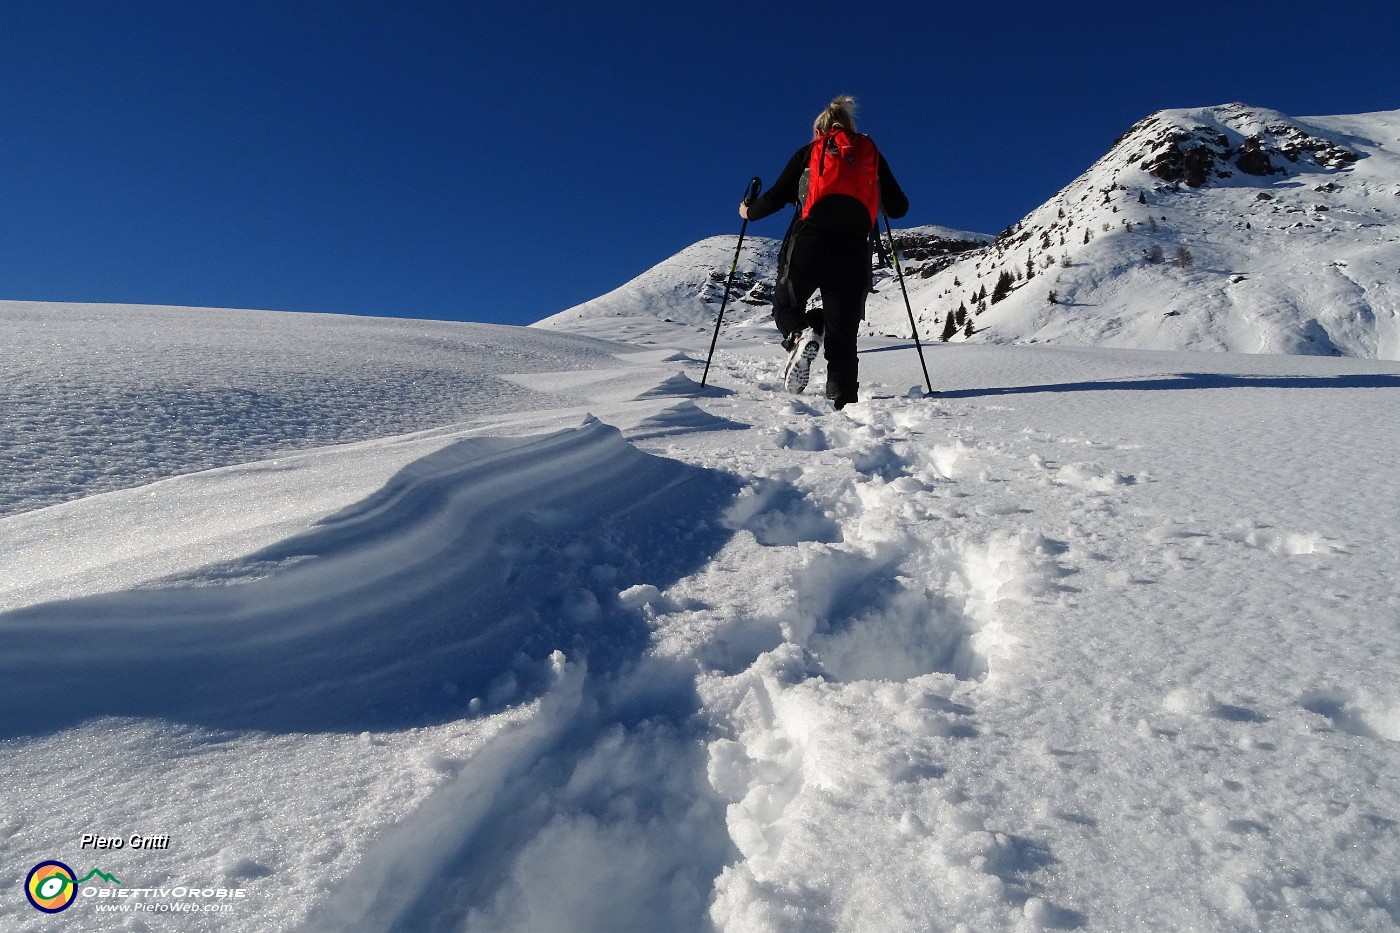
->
[701,176,763,388]
[881,213,934,395]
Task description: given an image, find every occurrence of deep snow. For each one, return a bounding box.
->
[3,297,1399,932]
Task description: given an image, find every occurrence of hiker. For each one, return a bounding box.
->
[740,95,908,409]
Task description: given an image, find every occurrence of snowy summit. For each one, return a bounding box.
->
[542,103,1400,360]
[3,103,1400,933]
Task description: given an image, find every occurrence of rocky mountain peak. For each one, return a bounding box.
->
[1114,103,1360,188]
[541,104,1399,360]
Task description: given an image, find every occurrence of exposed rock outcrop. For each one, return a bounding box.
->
[1125,103,1358,189]
[1235,136,1276,176]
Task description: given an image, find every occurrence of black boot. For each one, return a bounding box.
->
[825,380,859,410]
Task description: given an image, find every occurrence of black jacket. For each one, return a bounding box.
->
[747,138,908,235]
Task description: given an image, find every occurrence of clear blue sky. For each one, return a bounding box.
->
[3,1,1396,325]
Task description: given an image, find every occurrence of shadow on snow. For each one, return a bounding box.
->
[936,372,1400,399]
[0,418,744,739]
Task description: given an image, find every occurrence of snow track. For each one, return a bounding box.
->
[643,358,1079,931]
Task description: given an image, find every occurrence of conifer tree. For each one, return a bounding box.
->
[990,270,1014,304]
[940,311,958,342]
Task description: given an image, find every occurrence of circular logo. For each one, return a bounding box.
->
[25,861,78,913]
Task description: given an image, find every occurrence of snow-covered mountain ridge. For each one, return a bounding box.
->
[930,103,1400,358]
[538,104,1400,359]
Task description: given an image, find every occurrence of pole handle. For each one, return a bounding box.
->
[743,176,762,205]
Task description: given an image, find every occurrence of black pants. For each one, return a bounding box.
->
[772,224,868,393]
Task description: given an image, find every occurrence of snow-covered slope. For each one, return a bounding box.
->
[896,104,1400,358]
[534,225,991,344]
[4,301,1400,931]
[0,301,626,517]
[540,105,1400,359]
[540,235,783,331]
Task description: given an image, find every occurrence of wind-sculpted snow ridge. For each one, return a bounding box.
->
[0,406,754,933]
[0,418,741,737]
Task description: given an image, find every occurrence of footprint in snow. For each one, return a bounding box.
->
[1222,525,1340,556]
[724,477,843,547]
[1299,689,1400,741]
[1052,462,1138,494]
[775,424,832,452]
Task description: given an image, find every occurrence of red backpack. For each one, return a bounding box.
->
[801,127,881,225]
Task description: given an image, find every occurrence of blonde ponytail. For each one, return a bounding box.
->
[813,95,858,135]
